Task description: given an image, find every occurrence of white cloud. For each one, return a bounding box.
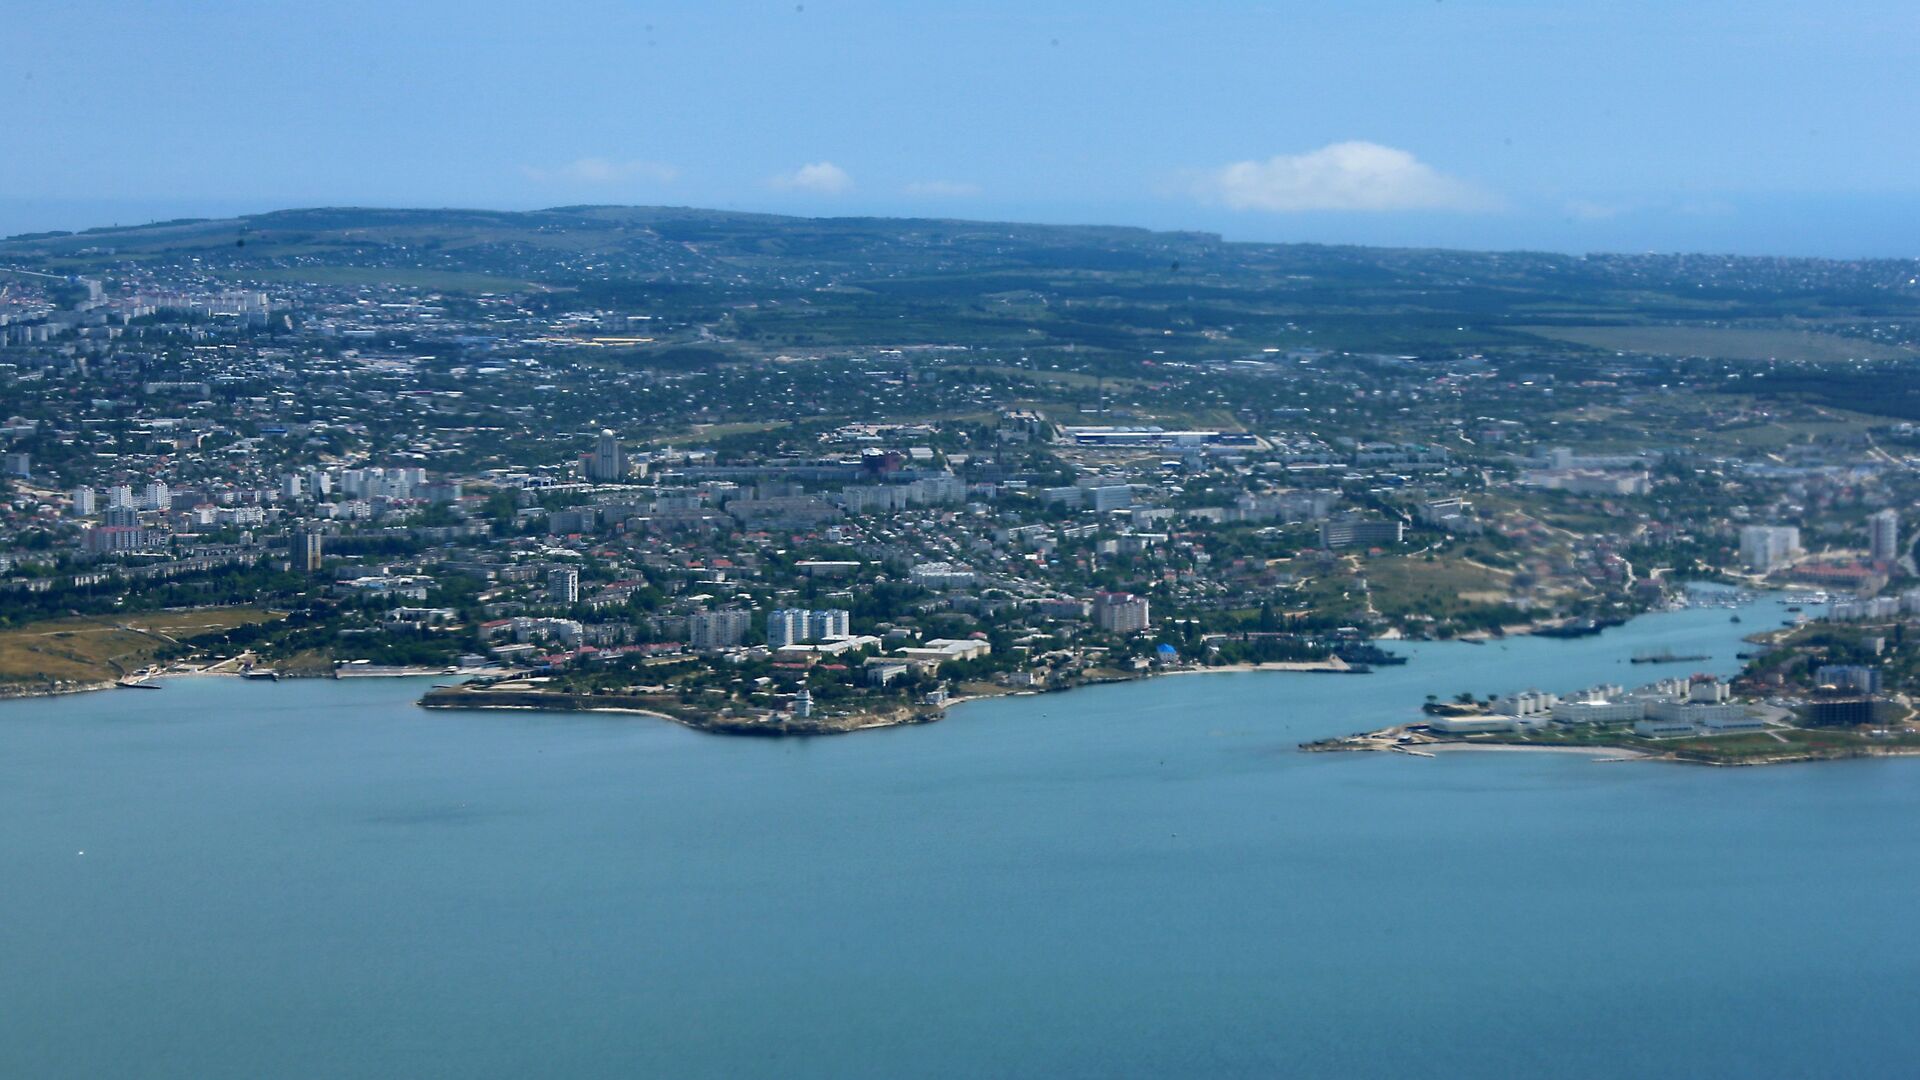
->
[903,179,982,198]
[769,161,853,195]
[1193,142,1490,213]
[521,158,678,185]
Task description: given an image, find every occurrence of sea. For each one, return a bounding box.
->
[5,590,1919,1078]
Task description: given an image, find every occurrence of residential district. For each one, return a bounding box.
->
[5,209,1920,756]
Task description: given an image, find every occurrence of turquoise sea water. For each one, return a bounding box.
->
[6,593,1920,1078]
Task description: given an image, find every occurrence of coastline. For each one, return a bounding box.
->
[0,663,466,702]
[1422,743,1648,759]
[1304,723,1920,767]
[415,656,1361,736]
[1157,659,1353,676]
[0,678,120,701]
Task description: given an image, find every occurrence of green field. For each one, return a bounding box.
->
[240,266,542,292]
[1519,324,1918,362]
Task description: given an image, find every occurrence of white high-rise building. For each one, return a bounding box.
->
[142,481,170,511]
[586,429,625,482]
[767,609,809,649]
[1092,592,1152,633]
[69,486,96,517]
[548,567,579,605]
[689,609,752,652]
[768,608,852,648]
[108,484,135,509]
[1869,509,1900,563]
[807,609,851,641]
[1739,525,1801,572]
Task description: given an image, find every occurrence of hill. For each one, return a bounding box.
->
[6,204,1920,362]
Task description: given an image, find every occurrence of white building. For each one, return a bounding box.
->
[586,428,626,482]
[907,472,965,506]
[768,608,854,648]
[548,567,579,605]
[767,608,808,650]
[1738,525,1801,572]
[689,609,752,652]
[898,638,992,665]
[69,486,96,517]
[1427,714,1518,734]
[1551,697,1645,724]
[910,562,978,589]
[1092,592,1151,633]
[1869,509,1900,563]
[808,609,850,641]
[1089,485,1133,512]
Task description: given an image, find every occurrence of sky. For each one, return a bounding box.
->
[6,0,1920,257]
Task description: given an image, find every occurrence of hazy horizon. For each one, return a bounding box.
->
[11,194,1920,264]
[10,1,1920,260]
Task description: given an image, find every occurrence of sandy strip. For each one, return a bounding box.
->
[1158,661,1348,676]
[1425,743,1648,759]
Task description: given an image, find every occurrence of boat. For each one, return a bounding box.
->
[243,670,280,681]
[117,678,162,689]
[1729,615,1742,623]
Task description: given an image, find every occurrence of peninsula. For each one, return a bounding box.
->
[4,209,1920,748]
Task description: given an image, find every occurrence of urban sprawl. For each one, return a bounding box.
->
[5,208,1920,759]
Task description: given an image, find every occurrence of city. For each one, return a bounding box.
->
[12,3,1920,1074]
[3,211,1920,759]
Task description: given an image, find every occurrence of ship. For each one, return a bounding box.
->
[1333,643,1408,666]
[1534,616,1627,639]
[1631,649,1712,664]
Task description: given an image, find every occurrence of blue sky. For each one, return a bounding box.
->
[6,0,1919,256]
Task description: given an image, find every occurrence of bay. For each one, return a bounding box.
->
[4,592,1917,1078]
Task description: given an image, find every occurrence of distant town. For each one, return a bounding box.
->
[5,207,1920,748]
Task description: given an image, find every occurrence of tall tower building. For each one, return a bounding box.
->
[1738,525,1801,573]
[70,486,96,517]
[806,609,851,640]
[585,429,625,482]
[767,609,808,649]
[292,528,324,573]
[1869,509,1901,563]
[549,567,580,605]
